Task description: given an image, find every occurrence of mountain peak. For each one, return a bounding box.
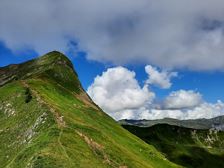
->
[36,51,74,69]
[47,50,64,55]
[0,51,78,88]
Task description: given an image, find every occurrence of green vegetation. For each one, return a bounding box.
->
[122,124,224,168]
[0,51,180,168]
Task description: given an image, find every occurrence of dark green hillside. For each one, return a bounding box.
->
[0,52,179,168]
[123,124,224,168]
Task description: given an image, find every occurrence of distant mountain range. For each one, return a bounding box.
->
[119,115,224,130]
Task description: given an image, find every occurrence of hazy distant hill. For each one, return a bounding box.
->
[119,116,224,130]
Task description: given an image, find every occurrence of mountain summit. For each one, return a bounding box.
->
[0,51,78,89]
[0,52,178,168]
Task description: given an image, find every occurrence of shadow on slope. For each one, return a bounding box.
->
[122,124,224,168]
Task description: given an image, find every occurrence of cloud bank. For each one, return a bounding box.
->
[88,66,224,120]
[1,0,224,70]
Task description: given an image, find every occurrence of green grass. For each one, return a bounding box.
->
[123,124,224,168]
[0,52,180,168]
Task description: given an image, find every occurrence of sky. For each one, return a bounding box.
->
[1,0,224,120]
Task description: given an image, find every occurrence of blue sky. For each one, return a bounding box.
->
[1,41,224,104]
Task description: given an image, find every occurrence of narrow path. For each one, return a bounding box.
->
[57,128,73,163]
[20,80,72,165]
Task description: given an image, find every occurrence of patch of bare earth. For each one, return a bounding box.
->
[76,130,104,151]
[76,91,99,110]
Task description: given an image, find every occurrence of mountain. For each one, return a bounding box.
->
[0,51,179,168]
[122,124,224,168]
[119,116,224,130]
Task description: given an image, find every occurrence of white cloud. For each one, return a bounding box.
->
[163,90,202,109]
[88,67,224,120]
[145,65,177,89]
[185,101,224,119]
[1,0,224,70]
[87,66,155,120]
[139,101,224,120]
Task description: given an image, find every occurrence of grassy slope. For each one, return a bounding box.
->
[0,52,180,168]
[123,124,224,168]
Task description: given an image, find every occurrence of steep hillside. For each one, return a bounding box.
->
[0,51,179,168]
[122,124,224,168]
[120,116,224,130]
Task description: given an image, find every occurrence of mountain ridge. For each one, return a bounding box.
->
[0,51,179,168]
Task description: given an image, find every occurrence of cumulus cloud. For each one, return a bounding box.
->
[1,0,224,70]
[88,67,224,120]
[145,65,177,89]
[87,66,155,120]
[163,90,202,109]
[140,101,224,120]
